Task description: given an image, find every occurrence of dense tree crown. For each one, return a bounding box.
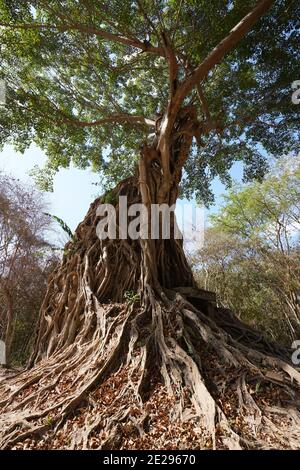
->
[0,0,299,203]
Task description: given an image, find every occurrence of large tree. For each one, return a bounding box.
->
[0,0,300,450]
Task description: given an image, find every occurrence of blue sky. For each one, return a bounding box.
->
[0,144,97,233]
[0,144,243,243]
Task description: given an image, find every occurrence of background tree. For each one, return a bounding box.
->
[193,157,300,344]
[0,0,300,450]
[0,173,56,364]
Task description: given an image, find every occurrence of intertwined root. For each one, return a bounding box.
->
[1,286,300,450]
[1,179,299,450]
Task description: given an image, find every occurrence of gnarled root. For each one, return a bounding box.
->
[1,177,300,450]
[0,284,300,450]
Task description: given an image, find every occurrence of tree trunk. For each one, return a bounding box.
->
[1,111,300,449]
[30,105,199,361]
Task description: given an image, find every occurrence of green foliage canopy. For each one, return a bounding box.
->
[211,156,300,247]
[0,0,299,203]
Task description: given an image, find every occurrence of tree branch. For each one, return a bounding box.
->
[196,84,212,122]
[136,0,161,44]
[0,21,165,57]
[156,0,274,195]
[58,114,155,128]
[161,31,179,98]
[171,0,183,42]
[168,0,275,132]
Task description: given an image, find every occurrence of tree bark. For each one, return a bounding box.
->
[1,150,300,449]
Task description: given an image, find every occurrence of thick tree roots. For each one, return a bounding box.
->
[1,288,300,449]
[1,181,300,450]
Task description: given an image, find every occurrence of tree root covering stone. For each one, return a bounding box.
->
[1,297,300,449]
[0,181,300,450]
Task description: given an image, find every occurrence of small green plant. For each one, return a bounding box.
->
[44,213,74,239]
[43,415,54,427]
[123,290,140,303]
[102,189,117,205]
[44,213,77,256]
[136,338,148,348]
